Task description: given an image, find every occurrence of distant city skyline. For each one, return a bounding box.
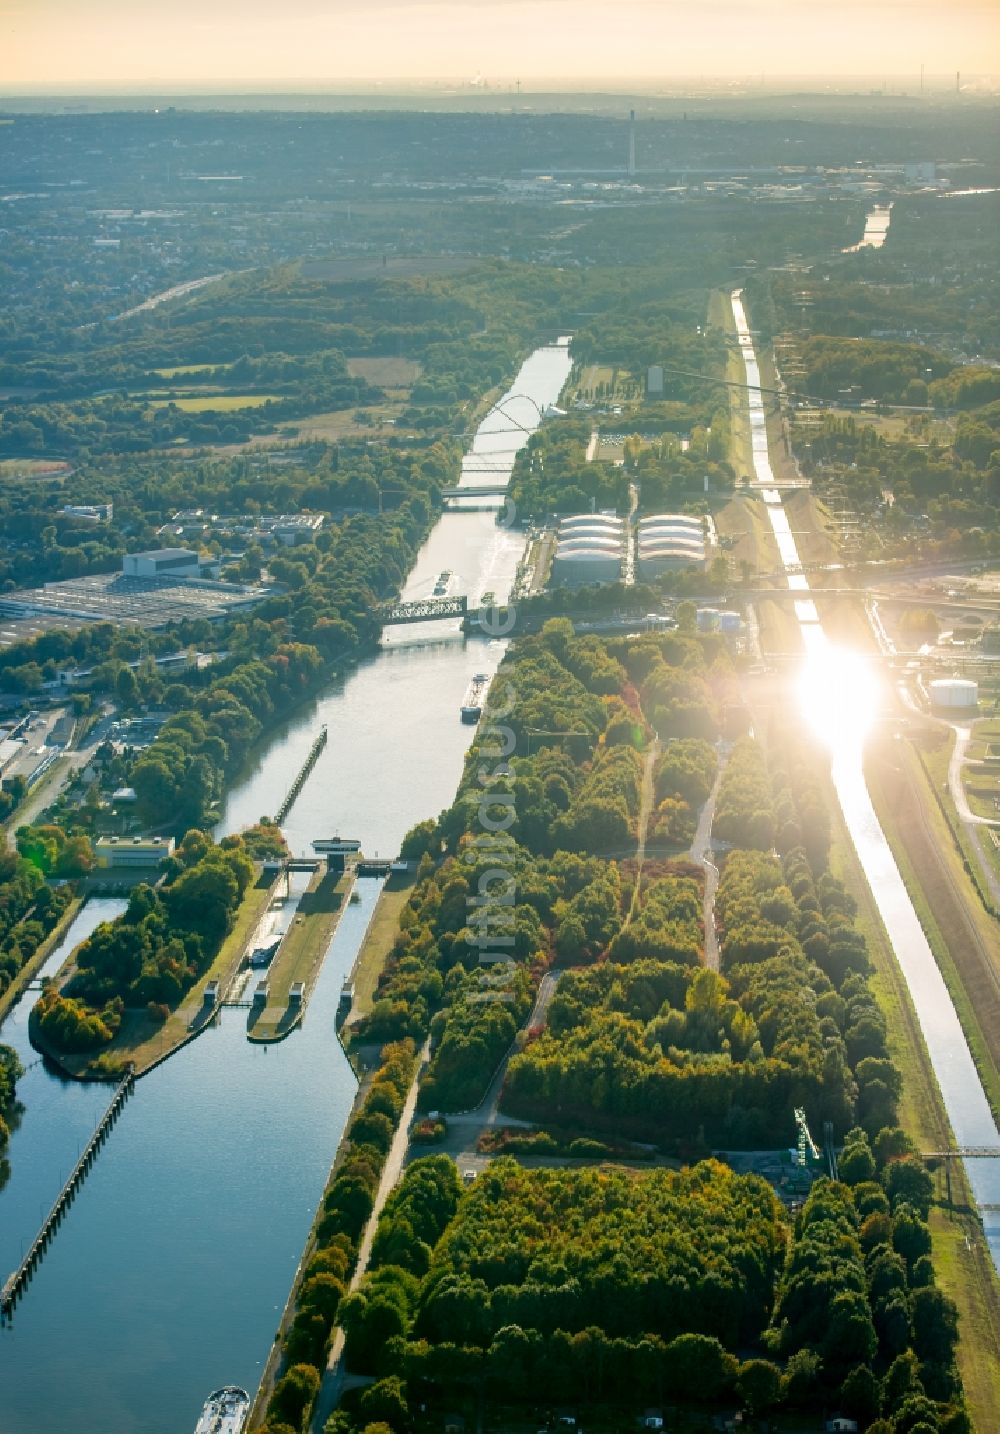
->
[2,0,997,88]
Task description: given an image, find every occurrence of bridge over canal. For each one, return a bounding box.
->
[380,594,468,625]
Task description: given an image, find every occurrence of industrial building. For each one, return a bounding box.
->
[95,836,176,869]
[550,513,625,588]
[122,548,203,580]
[636,513,712,578]
[0,556,273,634]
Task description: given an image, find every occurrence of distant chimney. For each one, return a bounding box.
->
[627,109,637,178]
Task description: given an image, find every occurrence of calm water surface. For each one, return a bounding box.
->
[0,341,571,1432]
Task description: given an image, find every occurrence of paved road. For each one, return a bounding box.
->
[894,681,1000,911]
[947,725,1000,910]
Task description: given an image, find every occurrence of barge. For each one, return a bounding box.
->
[194,1387,249,1434]
[461,672,491,723]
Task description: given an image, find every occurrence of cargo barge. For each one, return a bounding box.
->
[194,1386,249,1434]
[461,672,491,723]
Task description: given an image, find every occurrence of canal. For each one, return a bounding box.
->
[0,340,572,1432]
[730,289,1000,1272]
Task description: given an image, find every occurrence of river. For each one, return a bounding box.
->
[0,339,572,1432]
[730,289,1000,1272]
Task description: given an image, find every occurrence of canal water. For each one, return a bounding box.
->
[219,340,572,857]
[0,899,128,1282]
[730,290,1000,1272]
[842,203,893,252]
[0,340,572,1432]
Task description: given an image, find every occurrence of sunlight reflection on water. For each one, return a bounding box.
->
[797,637,882,750]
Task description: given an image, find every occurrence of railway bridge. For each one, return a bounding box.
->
[380,594,468,625]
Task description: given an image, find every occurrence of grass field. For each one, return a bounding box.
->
[299,254,475,283]
[755,596,804,655]
[249,868,353,1042]
[714,490,781,579]
[275,403,410,442]
[0,458,70,479]
[146,393,278,412]
[708,287,758,487]
[344,868,416,1027]
[346,356,422,387]
[153,362,232,377]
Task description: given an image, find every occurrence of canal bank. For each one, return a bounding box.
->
[0,340,572,1434]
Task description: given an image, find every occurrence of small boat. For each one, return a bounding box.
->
[249,937,281,969]
[461,672,491,723]
[194,1387,249,1434]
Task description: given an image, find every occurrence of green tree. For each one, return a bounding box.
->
[268,1363,321,1428]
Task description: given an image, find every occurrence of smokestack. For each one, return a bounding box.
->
[627,108,637,178]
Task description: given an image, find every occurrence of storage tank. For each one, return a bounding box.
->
[928,678,979,711]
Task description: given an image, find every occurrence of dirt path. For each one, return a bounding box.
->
[625,739,660,927]
[689,742,732,972]
[310,1038,431,1431]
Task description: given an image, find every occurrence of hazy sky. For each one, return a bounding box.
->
[2,0,997,88]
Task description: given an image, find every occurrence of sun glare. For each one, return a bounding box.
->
[797,641,882,751]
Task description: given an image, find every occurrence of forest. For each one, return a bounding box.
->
[298,1139,964,1434]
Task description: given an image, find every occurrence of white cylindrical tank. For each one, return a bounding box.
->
[929,678,979,710]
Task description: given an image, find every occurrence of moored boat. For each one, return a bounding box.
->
[194,1386,249,1434]
[249,937,281,969]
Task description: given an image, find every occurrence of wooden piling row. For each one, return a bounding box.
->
[0,1066,135,1318]
[275,726,327,825]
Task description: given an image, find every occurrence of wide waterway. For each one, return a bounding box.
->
[219,341,572,855]
[0,339,572,1432]
[731,290,1000,1272]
